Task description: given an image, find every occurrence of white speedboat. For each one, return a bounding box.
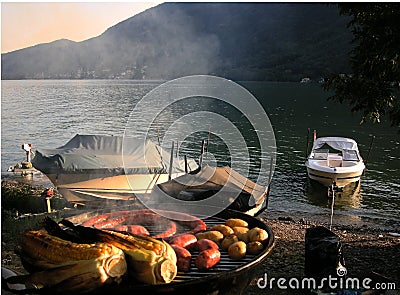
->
[305,137,365,188]
[31,134,198,203]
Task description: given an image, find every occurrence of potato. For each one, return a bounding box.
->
[247,241,264,255]
[232,226,249,243]
[210,224,234,237]
[195,230,224,243]
[228,241,247,260]
[221,234,239,250]
[225,218,248,228]
[248,227,268,243]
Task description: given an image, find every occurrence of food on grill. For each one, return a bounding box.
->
[196,239,219,252]
[82,210,178,239]
[168,233,197,250]
[195,230,224,244]
[60,219,177,285]
[232,227,249,243]
[18,230,127,293]
[246,241,264,255]
[81,209,207,238]
[171,245,192,272]
[228,241,247,260]
[225,218,248,228]
[115,225,150,236]
[248,227,269,243]
[195,249,221,270]
[221,234,239,250]
[210,224,234,237]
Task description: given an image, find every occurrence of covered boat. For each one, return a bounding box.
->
[153,165,270,216]
[31,134,198,203]
[305,137,365,188]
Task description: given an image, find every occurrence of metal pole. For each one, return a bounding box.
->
[305,128,310,159]
[168,141,174,180]
[184,155,188,174]
[46,198,52,213]
[206,127,211,153]
[364,135,375,166]
[199,139,205,168]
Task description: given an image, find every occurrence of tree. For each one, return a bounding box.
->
[323,4,400,127]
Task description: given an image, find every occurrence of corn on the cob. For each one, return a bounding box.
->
[18,230,127,293]
[100,230,177,285]
[59,219,178,285]
[20,230,117,264]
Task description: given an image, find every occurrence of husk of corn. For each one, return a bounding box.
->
[97,230,178,284]
[18,230,127,293]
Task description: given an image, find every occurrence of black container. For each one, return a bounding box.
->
[305,226,345,279]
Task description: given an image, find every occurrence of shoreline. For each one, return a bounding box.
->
[1,179,399,293]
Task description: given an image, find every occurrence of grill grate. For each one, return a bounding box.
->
[67,208,275,292]
[129,216,259,283]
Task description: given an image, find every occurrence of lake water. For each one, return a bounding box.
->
[1,80,399,230]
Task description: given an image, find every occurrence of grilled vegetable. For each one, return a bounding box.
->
[210,224,234,237]
[228,241,247,260]
[232,227,249,243]
[225,218,248,228]
[221,234,239,250]
[60,220,177,285]
[195,231,224,244]
[17,230,127,293]
[248,227,269,243]
[247,241,264,255]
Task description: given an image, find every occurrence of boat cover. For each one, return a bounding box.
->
[312,137,359,153]
[32,134,198,175]
[156,165,267,212]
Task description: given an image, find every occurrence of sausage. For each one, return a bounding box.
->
[114,225,150,236]
[171,245,192,272]
[81,213,111,227]
[195,249,221,270]
[82,209,206,239]
[85,210,177,238]
[168,233,197,250]
[196,239,219,252]
[152,221,177,239]
[93,216,129,229]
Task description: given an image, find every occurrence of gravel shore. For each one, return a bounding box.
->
[244,217,400,294]
[2,179,399,294]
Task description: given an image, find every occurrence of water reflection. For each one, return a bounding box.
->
[304,178,362,209]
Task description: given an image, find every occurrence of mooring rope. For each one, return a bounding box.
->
[329,183,335,231]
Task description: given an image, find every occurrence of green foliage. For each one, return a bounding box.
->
[323,4,400,127]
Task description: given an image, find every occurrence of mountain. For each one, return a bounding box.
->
[1,3,352,81]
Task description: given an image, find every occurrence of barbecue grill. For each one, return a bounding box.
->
[67,207,275,295]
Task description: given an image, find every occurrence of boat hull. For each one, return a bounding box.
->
[306,166,363,187]
[45,172,184,203]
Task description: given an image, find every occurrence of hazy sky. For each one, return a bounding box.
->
[1,2,161,53]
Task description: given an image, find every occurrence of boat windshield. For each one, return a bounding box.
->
[312,149,329,160]
[342,149,359,161]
